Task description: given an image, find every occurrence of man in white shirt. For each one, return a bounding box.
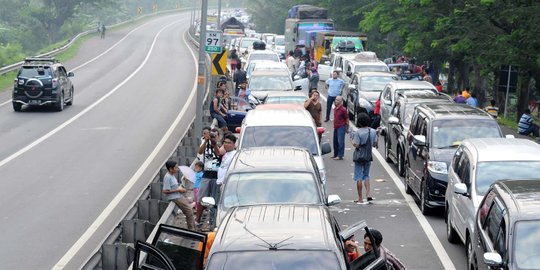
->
[217,134,237,186]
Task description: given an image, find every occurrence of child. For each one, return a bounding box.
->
[193,161,204,211]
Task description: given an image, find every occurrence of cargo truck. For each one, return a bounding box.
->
[284,5,334,54]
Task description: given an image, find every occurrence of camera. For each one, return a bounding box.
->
[210,131,217,139]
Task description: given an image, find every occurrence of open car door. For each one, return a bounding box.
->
[133,224,207,270]
[226,96,253,131]
[339,221,388,270]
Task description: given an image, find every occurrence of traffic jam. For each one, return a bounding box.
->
[135,5,540,270]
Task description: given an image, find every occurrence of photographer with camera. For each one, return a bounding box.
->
[195,127,223,230]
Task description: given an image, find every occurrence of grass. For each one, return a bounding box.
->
[497,115,518,130]
[0,70,17,92]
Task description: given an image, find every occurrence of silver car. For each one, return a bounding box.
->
[445,138,540,252]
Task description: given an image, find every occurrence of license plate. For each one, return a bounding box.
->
[29,100,41,105]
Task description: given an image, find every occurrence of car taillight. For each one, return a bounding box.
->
[52,78,58,88]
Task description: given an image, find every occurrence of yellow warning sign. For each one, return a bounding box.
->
[211,50,228,75]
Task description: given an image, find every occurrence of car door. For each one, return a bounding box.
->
[409,116,428,193]
[345,75,359,112]
[133,223,208,270]
[59,66,71,99]
[475,199,507,270]
[387,101,402,159]
[453,149,473,238]
[318,53,335,81]
[379,85,393,128]
[227,97,252,130]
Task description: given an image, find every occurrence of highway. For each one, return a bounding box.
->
[0,13,197,269]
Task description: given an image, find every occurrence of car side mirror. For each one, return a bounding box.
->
[505,134,515,139]
[324,61,330,65]
[388,116,400,125]
[335,68,342,73]
[383,99,392,106]
[327,194,341,206]
[317,127,326,135]
[294,85,302,91]
[346,71,352,77]
[321,142,331,155]
[413,135,426,146]
[454,183,468,196]
[68,72,74,77]
[348,84,356,90]
[293,75,301,81]
[483,252,503,267]
[201,197,215,207]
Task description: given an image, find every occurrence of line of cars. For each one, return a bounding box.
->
[372,71,540,269]
[133,103,392,269]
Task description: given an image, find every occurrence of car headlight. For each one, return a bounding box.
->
[358,99,373,111]
[427,161,448,174]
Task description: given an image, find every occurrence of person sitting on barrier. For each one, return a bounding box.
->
[210,87,228,132]
[162,160,195,231]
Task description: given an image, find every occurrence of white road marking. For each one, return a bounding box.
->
[0,18,157,107]
[320,92,456,270]
[51,20,195,269]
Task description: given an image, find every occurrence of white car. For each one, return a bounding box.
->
[246,60,309,95]
[445,138,540,249]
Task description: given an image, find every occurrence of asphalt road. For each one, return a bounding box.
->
[316,85,467,270]
[0,13,198,269]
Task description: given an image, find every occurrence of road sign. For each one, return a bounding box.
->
[212,50,228,75]
[205,30,222,53]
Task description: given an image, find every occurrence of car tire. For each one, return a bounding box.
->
[397,148,405,176]
[66,87,74,106]
[420,181,431,215]
[446,205,459,243]
[384,137,392,163]
[466,236,474,270]
[55,91,64,111]
[13,102,22,112]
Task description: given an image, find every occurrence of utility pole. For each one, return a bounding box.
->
[217,0,222,28]
[195,0,208,138]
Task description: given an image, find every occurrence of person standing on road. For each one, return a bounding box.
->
[196,128,222,229]
[162,160,195,230]
[304,90,322,127]
[233,62,246,95]
[100,24,106,39]
[216,134,237,188]
[351,113,378,204]
[518,108,539,138]
[286,51,296,74]
[332,96,348,160]
[325,71,345,122]
[228,48,240,73]
[307,68,319,91]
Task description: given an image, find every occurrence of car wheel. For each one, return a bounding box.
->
[404,161,413,194]
[397,148,405,176]
[13,102,22,112]
[384,137,392,163]
[56,91,64,111]
[466,236,474,270]
[66,87,73,106]
[420,181,431,215]
[446,205,459,243]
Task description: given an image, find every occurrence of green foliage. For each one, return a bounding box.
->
[0,70,17,93]
[0,43,25,66]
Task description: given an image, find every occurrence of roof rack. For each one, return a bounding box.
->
[24,57,58,64]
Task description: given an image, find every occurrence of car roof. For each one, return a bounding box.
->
[387,80,437,90]
[265,91,308,98]
[417,102,493,119]
[253,61,288,70]
[462,138,540,162]
[213,205,337,252]
[496,179,540,218]
[230,147,315,172]
[250,69,290,77]
[244,108,314,126]
[353,71,397,78]
[249,50,279,55]
[397,91,448,101]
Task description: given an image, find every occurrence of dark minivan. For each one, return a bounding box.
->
[404,103,502,215]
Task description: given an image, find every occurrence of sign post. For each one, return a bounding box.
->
[204,31,222,53]
[195,0,208,138]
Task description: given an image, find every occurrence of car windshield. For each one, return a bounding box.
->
[249,75,292,91]
[222,172,321,208]
[360,76,397,91]
[431,120,501,148]
[241,126,319,155]
[250,54,279,62]
[19,66,52,78]
[206,250,341,270]
[265,96,306,105]
[275,37,285,46]
[355,65,389,73]
[475,161,540,195]
[514,221,540,269]
[241,39,258,48]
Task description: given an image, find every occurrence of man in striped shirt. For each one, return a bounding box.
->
[518,109,539,137]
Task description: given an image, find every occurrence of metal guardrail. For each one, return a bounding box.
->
[0,8,188,76]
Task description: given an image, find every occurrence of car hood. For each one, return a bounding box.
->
[359,91,381,103]
[431,148,457,167]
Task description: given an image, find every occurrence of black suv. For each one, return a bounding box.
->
[383,92,452,176]
[12,57,74,112]
[404,103,502,215]
[471,179,540,270]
